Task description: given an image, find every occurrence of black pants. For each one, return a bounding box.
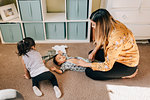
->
[32,71,58,88]
[85,49,137,80]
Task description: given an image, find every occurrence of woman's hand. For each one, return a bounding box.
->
[89,45,100,61]
[88,52,95,61]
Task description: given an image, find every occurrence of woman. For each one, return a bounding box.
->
[75,9,139,80]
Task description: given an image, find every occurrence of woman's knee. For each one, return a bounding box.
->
[85,68,110,80]
[85,68,100,80]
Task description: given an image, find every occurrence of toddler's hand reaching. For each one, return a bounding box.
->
[50,66,56,71]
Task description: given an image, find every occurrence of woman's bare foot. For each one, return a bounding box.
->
[122,69,138,79]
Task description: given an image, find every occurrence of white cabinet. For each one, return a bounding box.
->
[101,0,150,40]
[0,0,92,44]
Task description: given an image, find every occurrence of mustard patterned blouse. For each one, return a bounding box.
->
[91,20,139,71]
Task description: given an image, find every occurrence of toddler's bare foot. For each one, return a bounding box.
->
[24,74,30,79]
[122,69,138,79]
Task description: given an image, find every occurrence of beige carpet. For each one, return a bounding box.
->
[0,42,150,100]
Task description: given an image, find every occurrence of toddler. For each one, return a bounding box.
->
[50,51,90,74]
[17,37,61,98]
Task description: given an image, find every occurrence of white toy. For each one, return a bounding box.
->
[52,45,68,54]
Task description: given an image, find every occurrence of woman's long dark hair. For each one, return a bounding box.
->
[90,9,116,49]
[17,37,35,56]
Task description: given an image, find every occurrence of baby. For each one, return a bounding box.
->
[50,51,91,74]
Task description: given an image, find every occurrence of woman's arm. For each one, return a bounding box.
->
[90,31,124,71]
[21,57,31,79]
[70,59,92,68]
[77,31,125,71]
[50,66,63,74]
[78,60,92,67]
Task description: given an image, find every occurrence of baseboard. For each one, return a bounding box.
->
[136,40,149,44]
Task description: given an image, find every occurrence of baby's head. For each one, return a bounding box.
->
[53,54,66,66]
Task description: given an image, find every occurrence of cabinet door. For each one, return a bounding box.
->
[0,24,23,42]
[126,24,150,39]
[19,0,42,21]
[110,10,150,24]
[23,23,44,40]
[108,0,140,9]
[66,0,88,20]
[67,22,87,40]
[141,0,150,8]
[45,22,65,39]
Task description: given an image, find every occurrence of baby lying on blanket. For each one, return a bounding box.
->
[50,51,91,74]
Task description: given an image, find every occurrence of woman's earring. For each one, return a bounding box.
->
[92,23,96,29]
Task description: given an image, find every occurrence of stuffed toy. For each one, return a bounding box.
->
[52,45,68,54]
[42,49,56,63]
